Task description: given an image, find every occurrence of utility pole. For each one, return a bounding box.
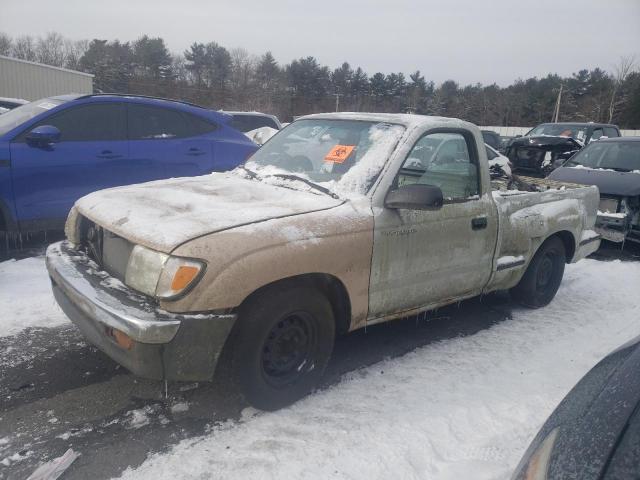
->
[333,93,343,112]
[552,84,563,123]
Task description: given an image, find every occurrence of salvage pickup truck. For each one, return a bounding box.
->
[46,113,601,410]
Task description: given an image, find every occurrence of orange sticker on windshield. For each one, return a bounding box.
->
[324,145,355,163]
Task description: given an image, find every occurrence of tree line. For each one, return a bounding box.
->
[1,31,639,128]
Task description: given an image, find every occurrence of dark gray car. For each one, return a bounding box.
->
[511,335,640,480]
[549,137,640,244]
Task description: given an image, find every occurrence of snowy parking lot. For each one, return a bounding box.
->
[1,252,640,479]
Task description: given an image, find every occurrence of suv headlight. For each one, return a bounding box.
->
[125,245,205,299]
[513,428,559,480]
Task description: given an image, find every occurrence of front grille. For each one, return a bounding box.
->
[79,216,133,282]
[79,216,103,266]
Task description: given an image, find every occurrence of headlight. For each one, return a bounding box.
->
[65,206,81,245]
[155,256,205,299]
[513,428,559,480]
[125,245,205,299]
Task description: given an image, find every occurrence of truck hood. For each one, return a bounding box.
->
[75,173,344,253]
[549,167,640,197]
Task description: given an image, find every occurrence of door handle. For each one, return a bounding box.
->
[186,148,206,156]
[97,150,123,159]
[472,216,488,230]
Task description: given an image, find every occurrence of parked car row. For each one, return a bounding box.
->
[505,122,621,176]
[484,121,639,245]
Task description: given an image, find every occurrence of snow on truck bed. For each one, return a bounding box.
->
[115,259,640,480]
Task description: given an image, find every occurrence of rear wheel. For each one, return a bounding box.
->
[511,236,566,308]
[229,286,335,411]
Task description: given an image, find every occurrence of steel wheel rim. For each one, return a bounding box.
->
[261,312,316,387]
[536,253,555,291]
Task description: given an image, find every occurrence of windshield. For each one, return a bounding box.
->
[241,119,405,197]
[527,124,588,142]
[565,141,640,172]
[0,98,66,137]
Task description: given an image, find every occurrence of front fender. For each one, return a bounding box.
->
[163,202,374,329]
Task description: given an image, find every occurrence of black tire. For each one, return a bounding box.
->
[511,236,566,308]
[229,286,335,411]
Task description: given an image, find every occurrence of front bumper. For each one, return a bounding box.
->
[46,241,236,381]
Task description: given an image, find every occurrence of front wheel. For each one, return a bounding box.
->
[229,286,335,411]
[511,236,566,308]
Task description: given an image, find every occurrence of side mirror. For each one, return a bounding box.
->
[385,183,443,210]
[26,125,61,147]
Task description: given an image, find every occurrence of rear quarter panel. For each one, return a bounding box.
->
[485,185,599,292]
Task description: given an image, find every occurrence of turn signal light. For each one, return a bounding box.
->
[107,327,134,350]
[171,266,200,291]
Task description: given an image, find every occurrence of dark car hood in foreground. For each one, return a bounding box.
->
[549,167,640,197]
[512,337,640,480]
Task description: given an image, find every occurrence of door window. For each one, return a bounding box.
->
[19,103,126,142]
[591,128,604,141]
[397,132,480,200]
[604,127,619,138]
[128,104,190,140]
[230,115,279,132]
[185,113,218,136]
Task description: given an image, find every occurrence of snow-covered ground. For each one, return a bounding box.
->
[114,259,640,480]
[2,255,639,480]
[0,256,69,337]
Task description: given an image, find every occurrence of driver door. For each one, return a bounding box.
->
[368,130,498,320]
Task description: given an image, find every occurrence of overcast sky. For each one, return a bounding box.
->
[1,0,639,85]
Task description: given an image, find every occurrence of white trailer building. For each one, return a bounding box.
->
[0,55,93,101]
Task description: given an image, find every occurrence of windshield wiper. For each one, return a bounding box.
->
[239,165,259,179]
[269,173,340,199]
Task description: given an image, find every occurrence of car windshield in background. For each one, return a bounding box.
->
[527,124,588,142]
[0,98,66,136]
[565,141,640,172]
[242,119,405,197]
[230,115,278,132]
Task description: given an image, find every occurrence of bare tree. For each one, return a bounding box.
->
[608,55,636,123]
[12,35,36,61]
[229,47,257,109]
[0,32,12,56]
[63,38,89,70]
[36,32,66,67]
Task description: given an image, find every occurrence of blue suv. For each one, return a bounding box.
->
[0,94,258,235]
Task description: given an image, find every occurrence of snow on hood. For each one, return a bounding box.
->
[75,173,344,252]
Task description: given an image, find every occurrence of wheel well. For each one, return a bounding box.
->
[238,273,352,335]
[552,230,576,263]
